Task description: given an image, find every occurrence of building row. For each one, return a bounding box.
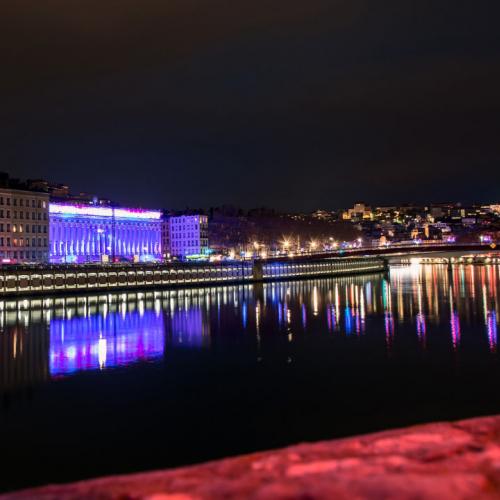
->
[340,201,500,246]
[0,182,208,264]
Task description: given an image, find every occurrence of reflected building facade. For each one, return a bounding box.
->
[168,306,209,347]
[0,322,50,393]
[49,310,166,375]
[49,203,162,263]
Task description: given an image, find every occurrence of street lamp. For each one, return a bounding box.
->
[282,239,291,256]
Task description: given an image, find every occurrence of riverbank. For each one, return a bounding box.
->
[0,256,385,297]
[5,414,500,499]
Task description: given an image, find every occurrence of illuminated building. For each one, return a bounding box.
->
[0,187,50,263]
[311,209,333,220]
[161,215,171,259]
[165,214,209,258]
[49,203,162,263]
[342,202,373,221]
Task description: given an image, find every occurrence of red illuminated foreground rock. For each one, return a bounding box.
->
[6,415,500,499]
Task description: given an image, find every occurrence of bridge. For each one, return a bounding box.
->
[257,242,497,263]
[396,254,500,266]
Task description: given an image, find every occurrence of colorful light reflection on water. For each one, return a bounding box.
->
[0,264,499,387]
[49,311,166,375]
[47,302,210,376]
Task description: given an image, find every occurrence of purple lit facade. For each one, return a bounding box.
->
[166,215,209,258]
[49,203,162,263]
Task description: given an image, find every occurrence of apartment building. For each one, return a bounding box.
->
[0,187,50,263]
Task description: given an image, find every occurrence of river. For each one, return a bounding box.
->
[0,263,499,492]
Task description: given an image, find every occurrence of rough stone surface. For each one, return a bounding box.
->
[6,415,500,499]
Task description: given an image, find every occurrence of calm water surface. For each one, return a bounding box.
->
[0,264,499,492]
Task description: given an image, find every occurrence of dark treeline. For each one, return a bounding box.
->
[201,207,359,250]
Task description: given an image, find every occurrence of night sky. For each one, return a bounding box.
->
[1,1,499,210]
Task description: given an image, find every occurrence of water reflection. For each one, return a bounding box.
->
[0,264,499,393]
[50,311,165,375]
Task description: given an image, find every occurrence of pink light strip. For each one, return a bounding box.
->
[113,208,162,220]
[49,204,161,220]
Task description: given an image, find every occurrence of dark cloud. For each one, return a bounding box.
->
[1,1,499,210]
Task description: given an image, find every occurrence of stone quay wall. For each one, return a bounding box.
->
[0,256,386,297]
